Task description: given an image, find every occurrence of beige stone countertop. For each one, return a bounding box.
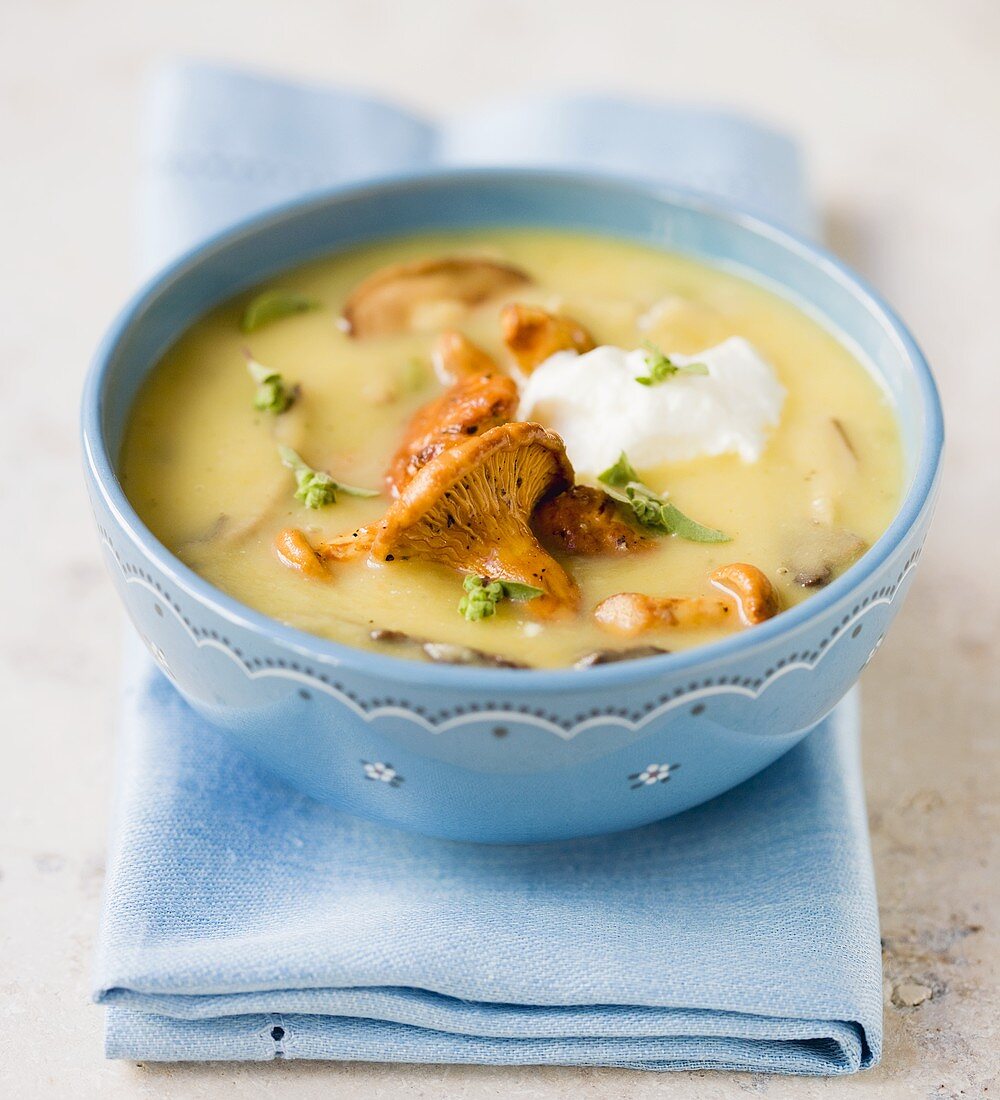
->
[2,1,997,1096]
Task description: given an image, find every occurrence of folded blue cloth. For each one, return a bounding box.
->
[93,61,881,1073]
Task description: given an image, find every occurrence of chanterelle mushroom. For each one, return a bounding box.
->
[273,528,330,580]
[594,592,734,637]
[500,303,596,373]
[341,257,531,338]
[594,564,780,637]
[534,485,652,555]
[372,421,579,616]
[709,563,780,626]
[385,368,519,496]
[431,331,499,384]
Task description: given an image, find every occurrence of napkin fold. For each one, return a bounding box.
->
[94,61,881,1073]
[138,62,815,272]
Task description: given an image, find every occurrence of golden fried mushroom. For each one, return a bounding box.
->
[316,526,377,562]
[372,421,579,617]
[385,369,519,496]
[534,485,653,556]
[341,257,531,338]
[709,563,780,626]
[274,528,330,580]
[594,564,780,637]
[500,303,596,373]
[274,526,380,575]
[431,331,499,384]
[594,592,734,637]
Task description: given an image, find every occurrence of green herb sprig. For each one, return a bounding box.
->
[598,452,730,543]
[279,446,379,509]
[635,341,709,386]
[245,350,295,414]
[241,290,318,334]
[458,575,544,622]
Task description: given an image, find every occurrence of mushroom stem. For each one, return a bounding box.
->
[475,525,580,619]
[315,527,376,561]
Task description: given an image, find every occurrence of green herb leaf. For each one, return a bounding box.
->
[278,446,379,509]
[245,350,294,414]
[500,581,545,602]
[598,451,730,543]
[598,452,640,488]
[635,341,709,386]
[655,501,731,542]
[458,575,543,621]
[241,290,318,334]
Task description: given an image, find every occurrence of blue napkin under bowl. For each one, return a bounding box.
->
[93,62,881,1073]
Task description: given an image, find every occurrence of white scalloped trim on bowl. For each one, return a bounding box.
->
[99,530,920,741]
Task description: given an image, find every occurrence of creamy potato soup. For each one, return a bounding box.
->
[121,231,903,669]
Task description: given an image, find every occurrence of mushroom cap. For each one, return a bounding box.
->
[341,257,531,338]
[385,368,520,497]
[534,484,653,556]
[709,563,780,626]
[372,421,579,615]
[500,303,596,373]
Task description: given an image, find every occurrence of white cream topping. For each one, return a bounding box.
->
[516,337,786,477]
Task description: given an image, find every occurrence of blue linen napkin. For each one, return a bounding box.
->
[93,61,881,1072]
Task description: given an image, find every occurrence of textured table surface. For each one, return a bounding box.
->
[2,1,997,1096]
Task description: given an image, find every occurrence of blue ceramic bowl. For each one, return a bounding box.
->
[83,171,943,842]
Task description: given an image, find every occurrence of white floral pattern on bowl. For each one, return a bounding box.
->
[629,763,680,789]
[362,761,403,787]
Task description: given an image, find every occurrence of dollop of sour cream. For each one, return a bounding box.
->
[516,337,785,477]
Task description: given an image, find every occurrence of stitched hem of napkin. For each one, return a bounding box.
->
[105,1007,870,1072]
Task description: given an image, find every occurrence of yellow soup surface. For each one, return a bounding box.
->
[121,230,904,668]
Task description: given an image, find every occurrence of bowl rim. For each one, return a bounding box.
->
[82,166,944,689]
